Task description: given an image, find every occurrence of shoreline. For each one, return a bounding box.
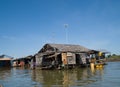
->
[107,57,120,62]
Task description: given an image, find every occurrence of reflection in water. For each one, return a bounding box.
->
[1,62,120,87]
[31,68,104,87]
[0,67,11,80]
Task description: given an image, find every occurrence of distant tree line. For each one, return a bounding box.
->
[107,54,120,58]
[107,54,120,62]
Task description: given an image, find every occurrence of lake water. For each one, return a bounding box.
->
[0,62,120,87]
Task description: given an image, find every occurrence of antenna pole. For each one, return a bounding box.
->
[64,24,68,44]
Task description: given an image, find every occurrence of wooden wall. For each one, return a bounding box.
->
[62,52,76,65]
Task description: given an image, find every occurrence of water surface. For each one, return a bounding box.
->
[0,62,120,87]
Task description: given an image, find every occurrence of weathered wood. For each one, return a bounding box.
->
[62,53,67,65]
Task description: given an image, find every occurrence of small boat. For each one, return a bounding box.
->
[95,63,104,68]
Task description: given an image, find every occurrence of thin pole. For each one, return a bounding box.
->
[66,27,68,43]
[64,24,68,44]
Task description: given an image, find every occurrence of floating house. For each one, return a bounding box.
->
[35,43,92,69]
[12,55,33,67]
[0,55,13,67]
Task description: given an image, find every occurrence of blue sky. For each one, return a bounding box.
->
[0,0,120,58]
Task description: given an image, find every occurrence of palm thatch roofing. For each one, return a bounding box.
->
[38,43,91,53]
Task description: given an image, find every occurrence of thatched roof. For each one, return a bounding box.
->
[38,43,91,53]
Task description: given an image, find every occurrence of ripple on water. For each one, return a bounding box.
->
[0,62,120,87]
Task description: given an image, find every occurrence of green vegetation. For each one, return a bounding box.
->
[107,54,120,62]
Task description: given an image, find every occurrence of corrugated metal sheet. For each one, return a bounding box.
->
[0,58,12,61]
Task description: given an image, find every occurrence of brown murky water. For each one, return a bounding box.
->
[0,62,120,87]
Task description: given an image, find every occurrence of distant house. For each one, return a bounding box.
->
[0,55,13,67]
[12,55,34,67]
[35,43,92,69]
